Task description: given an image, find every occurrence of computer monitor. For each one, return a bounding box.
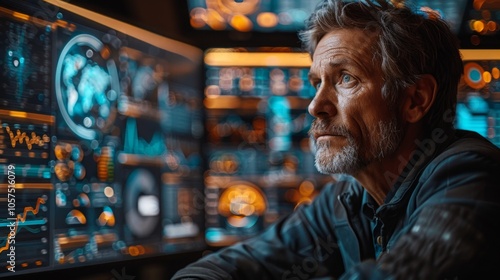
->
[0,0,205,276]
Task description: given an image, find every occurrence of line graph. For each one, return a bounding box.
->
[123,118,166,156]
[0,121,52,175]
[5,125,50,150]
[0,219,46,233]
[0,197,46,254]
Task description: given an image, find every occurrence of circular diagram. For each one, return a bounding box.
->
[218,181,267,228]
[464,62,486,90]
[55,34,120,140]
[124,168,159,238]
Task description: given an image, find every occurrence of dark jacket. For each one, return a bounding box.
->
[172,130,500,280]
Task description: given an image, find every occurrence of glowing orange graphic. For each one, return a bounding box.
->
[66,210,87,225]
[464,62,486,90]
[98,207,115,226]
[5,126,50,150]
[0,198,46,253]
[218,183,266,217]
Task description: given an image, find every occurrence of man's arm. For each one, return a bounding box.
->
[171,183,345,280]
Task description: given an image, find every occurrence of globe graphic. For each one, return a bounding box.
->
[55,34,120,140]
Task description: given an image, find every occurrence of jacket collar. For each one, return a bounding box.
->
[367,128,458,217]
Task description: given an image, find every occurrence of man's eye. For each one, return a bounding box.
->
[341,74,352,83]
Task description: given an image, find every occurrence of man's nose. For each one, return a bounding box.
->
[308,86,337,118]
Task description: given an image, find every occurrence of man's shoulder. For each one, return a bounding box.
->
[439,129,500,160]
[414,129,500,185]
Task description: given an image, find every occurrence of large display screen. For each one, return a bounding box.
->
[202,48,333,246]
[187,0,322,32]
[186,0,467,33]
[0,0,205,276]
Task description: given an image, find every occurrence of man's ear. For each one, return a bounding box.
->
[401,74,437,123]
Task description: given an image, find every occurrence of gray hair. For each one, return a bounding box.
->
[299,0,463,132]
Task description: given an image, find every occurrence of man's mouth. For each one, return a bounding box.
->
[312,132,344,139]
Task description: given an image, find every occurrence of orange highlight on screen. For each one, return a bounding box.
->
[0,198,46,254]
[5,126,50,150]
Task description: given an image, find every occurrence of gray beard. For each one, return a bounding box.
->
[313,136,360,174]
[311,120,401,175]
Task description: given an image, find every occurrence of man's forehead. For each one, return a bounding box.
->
[314,29,377,57]
[312,30,378,68]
